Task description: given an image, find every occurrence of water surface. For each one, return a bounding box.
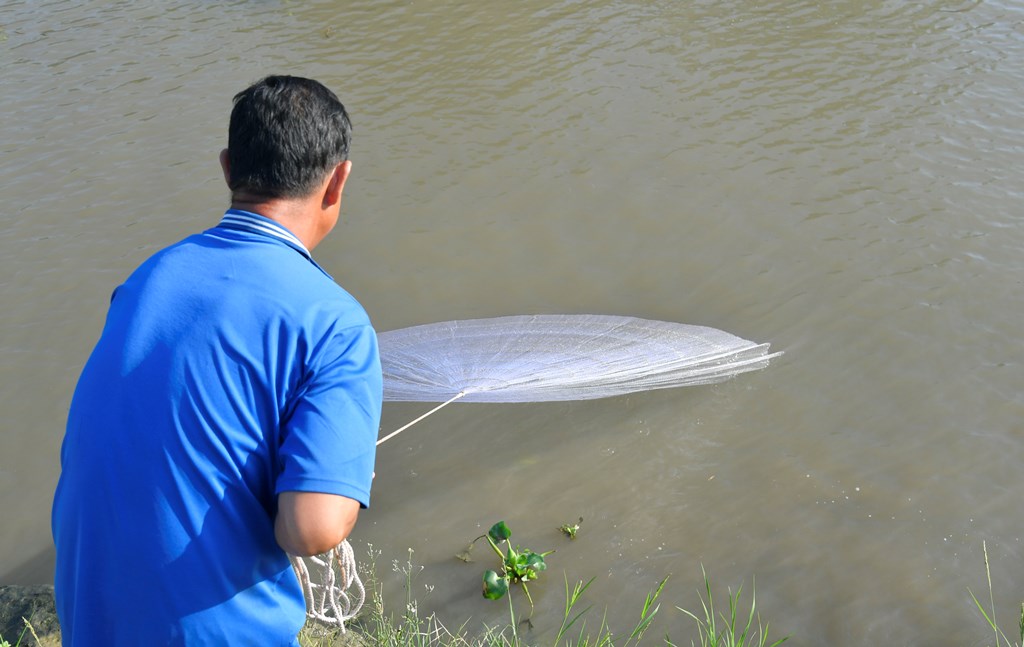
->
[2,2,1023,644]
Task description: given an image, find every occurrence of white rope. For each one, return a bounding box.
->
[290,539,364,632]
[376,391,466,445]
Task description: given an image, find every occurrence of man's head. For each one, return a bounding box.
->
[224,75,352,200]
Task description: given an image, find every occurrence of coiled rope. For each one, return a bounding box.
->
[289,540,363,631]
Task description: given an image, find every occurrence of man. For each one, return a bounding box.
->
[51,75,382,645]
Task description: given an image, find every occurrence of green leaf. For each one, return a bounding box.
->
[488,521,512,543]
[504,545,517,570]
[482,570,509,600]
[526,552,548,572]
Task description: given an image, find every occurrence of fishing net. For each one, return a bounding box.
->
[379,314,781,403]
[294,314,781,629]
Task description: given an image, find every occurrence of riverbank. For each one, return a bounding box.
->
[0,563,771,647]
[4,544,1017,647]
[0,585,60,646]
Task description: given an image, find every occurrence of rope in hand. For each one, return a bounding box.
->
[289,540,363,632]
[289,391,466,631]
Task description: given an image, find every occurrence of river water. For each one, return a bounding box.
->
[2,1,1023,644]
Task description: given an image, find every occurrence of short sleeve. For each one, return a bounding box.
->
[275,323,383,508]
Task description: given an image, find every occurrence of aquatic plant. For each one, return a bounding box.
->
[558,517,584,540]
[474,521,552,614]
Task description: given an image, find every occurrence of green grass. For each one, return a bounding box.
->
[549,575,667,647]
[673,566,786,647]
[0,618,48,647]
[968,541,1024,647]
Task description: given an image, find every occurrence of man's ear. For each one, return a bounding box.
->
[219,149,232,188]
[323,160,353,208]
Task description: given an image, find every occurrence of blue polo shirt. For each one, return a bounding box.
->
[51,210,382,646]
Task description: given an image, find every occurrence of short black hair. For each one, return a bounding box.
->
[226,75,352,199]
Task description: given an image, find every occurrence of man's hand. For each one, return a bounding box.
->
[275,491,360,556]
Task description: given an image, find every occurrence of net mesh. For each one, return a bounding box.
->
[379,314,781,403]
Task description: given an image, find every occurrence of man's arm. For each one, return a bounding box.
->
[275,491,360,556]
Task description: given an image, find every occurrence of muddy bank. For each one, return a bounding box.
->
[0,585,60,646]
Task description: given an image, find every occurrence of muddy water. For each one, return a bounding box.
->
[3,1,1023,644]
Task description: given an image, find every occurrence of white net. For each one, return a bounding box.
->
[298,315,781,628]
[379,314,782,403]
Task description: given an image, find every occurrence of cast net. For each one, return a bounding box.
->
[293,314,782,630]
[380,314,781,403]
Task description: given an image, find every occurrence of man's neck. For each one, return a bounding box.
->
[229,196,323,251]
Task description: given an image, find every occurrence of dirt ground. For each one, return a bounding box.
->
[0,585,60,646]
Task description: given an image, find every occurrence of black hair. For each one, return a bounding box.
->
[226,75,352,199]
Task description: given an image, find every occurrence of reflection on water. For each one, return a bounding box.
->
[3,1,1023,643]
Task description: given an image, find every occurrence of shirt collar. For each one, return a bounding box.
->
[215,209,312,259]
